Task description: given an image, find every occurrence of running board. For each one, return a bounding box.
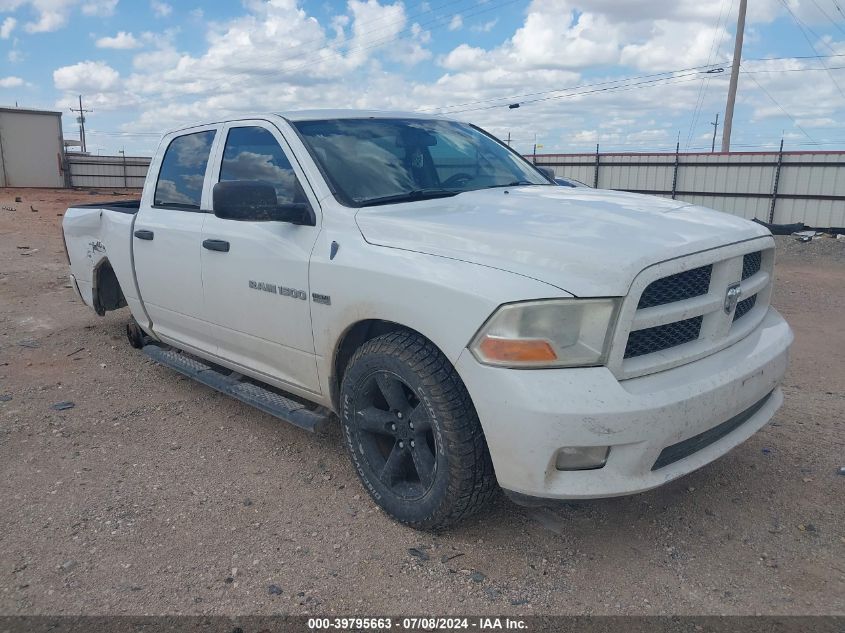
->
[142,344,331,433]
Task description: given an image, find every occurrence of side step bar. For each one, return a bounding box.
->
[142,344,331,433]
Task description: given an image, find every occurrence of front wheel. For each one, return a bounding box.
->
[340,331,496,529]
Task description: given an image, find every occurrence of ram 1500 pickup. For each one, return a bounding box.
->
[62,111,794,529]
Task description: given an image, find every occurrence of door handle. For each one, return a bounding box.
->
[134,229,154,240]
[203,239,230,252]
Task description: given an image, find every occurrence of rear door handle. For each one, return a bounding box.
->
[203,239,230,252]
[134,229,154,240]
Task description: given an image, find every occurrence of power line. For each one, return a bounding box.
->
[426,63,726,114]
[686,0,732,148]
[445,72,712,115]
[777,0,845,100]
[806,0,845,37]
[739,69,817,144]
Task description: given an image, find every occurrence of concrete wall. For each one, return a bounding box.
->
[0,108,65,188]
[534,150,845,229]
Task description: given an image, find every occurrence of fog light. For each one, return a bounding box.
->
[555,446,610,471]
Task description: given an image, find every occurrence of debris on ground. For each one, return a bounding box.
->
[14,196,22,202]
[30,205,39,213]
[0,394,12,402]
[470,571,486,583]
[792,230,820,242]
[66,347,85,357]
[838,467,845,476]
[50,401,75,411]
[408,547,429,562]
[59,560,78,572]
[17,339,40,348]
[1,206,15,211]
[268,584,283,595]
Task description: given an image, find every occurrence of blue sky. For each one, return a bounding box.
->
[1,0,844,156]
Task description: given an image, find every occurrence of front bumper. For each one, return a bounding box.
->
[455,307,793,499]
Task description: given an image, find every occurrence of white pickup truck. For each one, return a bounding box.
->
[63,111,793,529]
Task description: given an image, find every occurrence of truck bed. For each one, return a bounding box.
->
[70,199,141,214]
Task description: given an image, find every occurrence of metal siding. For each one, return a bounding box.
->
[67,154,151,188]
[0,110,64,187]
[540,151,845,228]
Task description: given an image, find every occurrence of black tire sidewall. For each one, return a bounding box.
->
[340,347,451,526]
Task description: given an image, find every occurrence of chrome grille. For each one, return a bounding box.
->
[624,316,703,359]
[637,265,712,309]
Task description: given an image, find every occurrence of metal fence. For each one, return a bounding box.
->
[62,149,845,228]
[534,146,845,229]
[66,153,151,189]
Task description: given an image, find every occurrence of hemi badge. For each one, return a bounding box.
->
[312,293,331,305]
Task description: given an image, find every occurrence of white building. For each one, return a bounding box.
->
[0,106,67,188]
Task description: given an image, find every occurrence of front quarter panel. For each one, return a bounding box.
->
[309,231,567,408]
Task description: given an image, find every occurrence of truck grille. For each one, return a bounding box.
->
[733,294,757,322]
[742,251,762,280]
[612,244,774,379]
[624,316,703,359]
[637,265,712,309]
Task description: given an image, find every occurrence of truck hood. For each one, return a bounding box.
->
[355,186,771,297]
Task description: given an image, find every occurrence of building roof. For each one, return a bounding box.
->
[0,106,63,117]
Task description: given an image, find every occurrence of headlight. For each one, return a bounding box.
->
[469,298,620,368]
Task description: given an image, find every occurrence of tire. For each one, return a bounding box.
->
[339,330,497,529]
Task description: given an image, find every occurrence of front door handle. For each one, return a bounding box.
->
[203,239,230,252]
[134,229,154,240]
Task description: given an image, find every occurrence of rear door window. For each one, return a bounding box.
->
[154,130,216,209]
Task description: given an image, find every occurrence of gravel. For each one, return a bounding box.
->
[0,187,842,616]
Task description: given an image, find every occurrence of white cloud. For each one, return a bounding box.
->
[25,9,67,32]
[471,19,497,33]
[81,0,117,16]
[0,76,25,87]
[0,16,16,39]
[448,14,462,31]
[31,0,840,155]
[150,0,171,18]
[96,30,140,49]
[53,60,120,91]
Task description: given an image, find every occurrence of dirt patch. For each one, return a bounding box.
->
[0,188,843,615]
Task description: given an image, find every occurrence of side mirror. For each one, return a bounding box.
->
[536,166,555,182]
[212,180,312,225]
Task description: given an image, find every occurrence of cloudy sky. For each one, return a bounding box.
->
[1,0,844,156]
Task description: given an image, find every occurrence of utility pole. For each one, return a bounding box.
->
[506,132,511,146]
[710,113,720,152]
[721,0,747,152]
[69,95,92,153]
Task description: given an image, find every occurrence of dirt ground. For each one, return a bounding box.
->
[0,187,843,616]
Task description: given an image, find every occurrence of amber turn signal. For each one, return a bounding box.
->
[477,336,558,363]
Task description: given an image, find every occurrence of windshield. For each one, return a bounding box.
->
[291,118,551,207]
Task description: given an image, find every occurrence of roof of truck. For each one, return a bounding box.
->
[279,109,446,121]
[164,110,459,136]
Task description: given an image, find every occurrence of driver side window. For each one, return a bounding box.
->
[219,126,304,204]
[428,136,479,183]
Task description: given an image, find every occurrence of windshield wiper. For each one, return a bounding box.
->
[357,189,460,207]
[484,180,538,189]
